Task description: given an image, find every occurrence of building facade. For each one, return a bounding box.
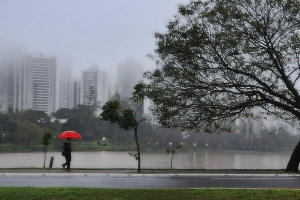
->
[26,55,56,114]
[0,49,25,113]
[59,69,73,109]
[73,79,81,107]
[81,65,108,107]
[116,59,144,117]
[116,59,143,98]
[0,53,56,115]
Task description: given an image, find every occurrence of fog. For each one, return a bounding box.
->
[0,0,190,77]
[1,0,297,134]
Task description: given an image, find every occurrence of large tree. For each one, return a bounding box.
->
[138,0,300,172]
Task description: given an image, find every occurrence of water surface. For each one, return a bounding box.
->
[0,151,291,169]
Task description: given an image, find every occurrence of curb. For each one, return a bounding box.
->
[1,173,299,177]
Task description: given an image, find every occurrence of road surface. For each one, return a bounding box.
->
[0,173,299,189]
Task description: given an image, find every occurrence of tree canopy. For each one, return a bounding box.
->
[139,0,300,132]
[101,98,145,172]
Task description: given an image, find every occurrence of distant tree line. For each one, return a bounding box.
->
[0,101,298,152]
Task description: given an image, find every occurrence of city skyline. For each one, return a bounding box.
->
[0,48,146,114]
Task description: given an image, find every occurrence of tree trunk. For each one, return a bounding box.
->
[43,146,46,168]
[285,141,300,173]
[134,127,141,173]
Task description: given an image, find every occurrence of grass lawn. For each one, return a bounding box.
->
[0,188,299,200]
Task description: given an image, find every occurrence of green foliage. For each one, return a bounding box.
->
[72,104,97,121]
[118,109,138,130]
[18,109,50,125]
[41,130,52,147]
[0,113,11,130]
[0,188,299,200]
[101,101,121,124]
[52,108,71,119]
[15,120,43,146]
[101,101,140,130]
[51,101,103,141]
[0,113,17,134]
[139,0,300,133]
[101,99,145,172]
[101,100,140,131]
[60,118,83,133]
[132,82,147,102]
[41,130,52,168]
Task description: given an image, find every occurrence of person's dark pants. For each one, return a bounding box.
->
[64,153,71,170]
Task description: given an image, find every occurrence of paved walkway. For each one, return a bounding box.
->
[1,171,299,188]
[0,169,288,174]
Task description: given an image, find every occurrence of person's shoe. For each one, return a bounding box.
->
[62,164,66,169]
[66,169,71,171]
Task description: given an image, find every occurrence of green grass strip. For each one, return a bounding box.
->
[0,188,300,200]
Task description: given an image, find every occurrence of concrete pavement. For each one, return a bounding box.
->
[0,168,296,177]
[0,170,299,188]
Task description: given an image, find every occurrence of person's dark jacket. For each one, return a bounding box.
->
[63,141,71,155]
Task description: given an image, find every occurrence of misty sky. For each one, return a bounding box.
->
[0,0,190,77]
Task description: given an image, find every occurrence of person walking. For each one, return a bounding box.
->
[62,137,72,171]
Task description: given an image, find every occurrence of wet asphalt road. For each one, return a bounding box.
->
[0,173,299,189]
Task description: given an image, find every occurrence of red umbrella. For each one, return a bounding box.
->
[58,131,82,139]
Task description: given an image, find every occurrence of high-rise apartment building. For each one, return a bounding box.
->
[59,69,73,109]
[116,59,144,117]
[0,53,56,115]
[81,65,108,107]
[23,55,56,114]
[73,79,81,107]
[0,49,24,113]
[116,59,143,98]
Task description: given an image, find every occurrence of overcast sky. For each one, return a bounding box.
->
[0,0,190,77]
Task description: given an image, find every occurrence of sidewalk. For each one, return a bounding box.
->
[0,168,288,174]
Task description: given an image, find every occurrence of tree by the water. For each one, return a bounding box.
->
[166,143,182,170]
[100,92,145,172]
[137,0,300,172]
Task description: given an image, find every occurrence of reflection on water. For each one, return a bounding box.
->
[0,151,291,169]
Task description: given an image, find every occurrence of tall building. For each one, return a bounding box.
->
[0,52,56,115]
[116,59,144,117]
[59,69,73,109]
[116,59,143,98]
[0,48,25,113]
[73,79,81,107]
[81,65,108,107]
[23,55,56,114]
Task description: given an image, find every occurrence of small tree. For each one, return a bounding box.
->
[41,130,52,168]
[101,99,145,172]
[166,143,182,170]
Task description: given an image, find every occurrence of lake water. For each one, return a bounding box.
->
[0,151,292,169]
